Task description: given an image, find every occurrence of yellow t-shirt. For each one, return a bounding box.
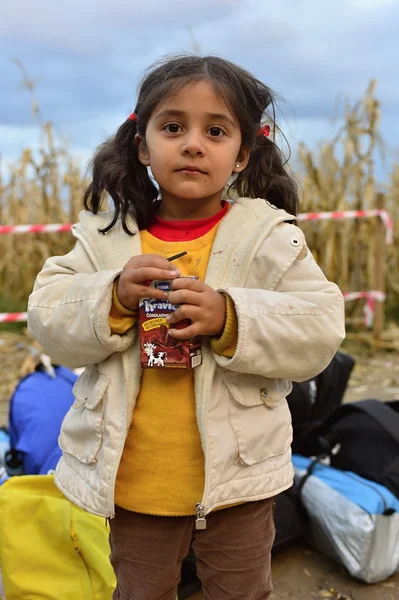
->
[113,225,237,515]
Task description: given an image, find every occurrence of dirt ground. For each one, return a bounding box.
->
[1,332,398,598]
[189,543,399,599]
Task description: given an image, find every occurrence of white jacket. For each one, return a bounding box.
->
[28,198,345,522]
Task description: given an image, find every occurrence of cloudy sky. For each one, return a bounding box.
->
[1,0,398,182]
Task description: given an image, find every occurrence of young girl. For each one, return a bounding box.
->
[28,55,345,599]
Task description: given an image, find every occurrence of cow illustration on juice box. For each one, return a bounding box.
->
[139,275,202,370]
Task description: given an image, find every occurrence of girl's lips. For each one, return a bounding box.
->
[177,169,206,177]
[176,167,207,175]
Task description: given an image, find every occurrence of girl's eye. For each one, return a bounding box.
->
[208,127,224,137]
[165,123,181,133]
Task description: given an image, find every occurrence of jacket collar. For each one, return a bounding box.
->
[72,209,140,271]
[205,198,295,289]
[72,198,295,274]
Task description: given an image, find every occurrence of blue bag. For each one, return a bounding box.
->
[7,366,77,475]
[293,454,399,583]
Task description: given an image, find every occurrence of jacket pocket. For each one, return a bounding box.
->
[224,372,293,466]
[59,365,110,466]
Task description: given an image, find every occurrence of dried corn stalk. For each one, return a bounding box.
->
[0,79,398,330]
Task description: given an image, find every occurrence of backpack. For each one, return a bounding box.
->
[293,454,399,583]
[0,475,115,599]
[298,399,399,499]
[6,365,77,476]
[287,351,355,453]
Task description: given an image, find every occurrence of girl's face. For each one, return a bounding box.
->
[136,80,250,217]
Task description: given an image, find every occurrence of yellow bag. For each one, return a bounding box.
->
[0,475,116,600]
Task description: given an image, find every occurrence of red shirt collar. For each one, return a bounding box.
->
[147,201,229,242]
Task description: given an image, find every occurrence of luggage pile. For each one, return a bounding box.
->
[0,350,398,599]
[292,396,399,583]
[179,351,399,597]
[293,454,399,583]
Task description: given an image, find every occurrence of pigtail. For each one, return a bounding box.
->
[83,115,158,234]
[222,75,299,216]
[232,133,299,216]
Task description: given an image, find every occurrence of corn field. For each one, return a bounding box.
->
[297,81,399,326]
[0,80,398,337]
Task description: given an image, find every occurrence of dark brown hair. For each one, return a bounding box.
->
[84,55,299,233]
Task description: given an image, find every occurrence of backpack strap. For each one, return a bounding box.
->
[308,399,398,439]
[348,400,399,445]
[297,458,320,494]
[298,400,399,457]
[312,400,399,451]
[319,400,399,445]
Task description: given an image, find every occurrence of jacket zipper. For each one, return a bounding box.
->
[194,352,215,528]
[195,503,207,530]
[195,217,294,530]
[196,213,293,524]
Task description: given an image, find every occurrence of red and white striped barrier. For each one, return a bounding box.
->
[343,290,386,328]
[0,223,72,235]
[0,312,28,324]
[0,208,394,243]
[0,210,393,325]
[343,290,385,303]
[297,209,393,244]
[1,292,385,326]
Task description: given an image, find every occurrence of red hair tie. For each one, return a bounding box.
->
[128,113,137,122]
[256,124,270,138]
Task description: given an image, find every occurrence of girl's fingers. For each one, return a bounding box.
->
[135,285,169,300]
[167,289,200,307]
[170,278,205,292]
[166,304,197,325]
[129,266,180,284]
[168,323,199,340]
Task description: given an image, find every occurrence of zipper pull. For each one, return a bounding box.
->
[195,503,207,530]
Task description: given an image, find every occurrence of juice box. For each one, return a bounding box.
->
[139,279,202,369]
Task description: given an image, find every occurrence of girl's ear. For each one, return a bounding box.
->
[135,134,150,166]
[233,146,251,173]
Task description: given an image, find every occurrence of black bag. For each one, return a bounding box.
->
[287,351,355,453]
[299,399,399,499]
[272,482,308,551]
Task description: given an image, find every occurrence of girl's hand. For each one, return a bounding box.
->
[166,278,226,339]
[116,254,180,311]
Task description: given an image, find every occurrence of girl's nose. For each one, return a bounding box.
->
[181,129,205,156]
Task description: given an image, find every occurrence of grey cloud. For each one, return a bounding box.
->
[191,0,398,111]
[0,0,398,159]
[0,0,242,127]
[0,0,239,53]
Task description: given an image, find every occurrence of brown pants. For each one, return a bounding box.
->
[109,498,276,600]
